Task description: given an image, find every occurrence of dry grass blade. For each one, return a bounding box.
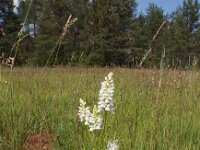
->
[61,14,78,40]
[139,21,166,68]
[44,14,78,66]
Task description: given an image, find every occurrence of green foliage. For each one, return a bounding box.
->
[80,50,105,66]
[1,0,200,68]
[145,3,166,67]
[1,68,200,149]
[0,0,20,55]
[168,0,200,67]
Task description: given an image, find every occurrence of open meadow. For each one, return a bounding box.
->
[0,67,200,149]
[1,0,200,149]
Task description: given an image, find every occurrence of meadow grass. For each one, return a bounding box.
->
[0,67,200,149]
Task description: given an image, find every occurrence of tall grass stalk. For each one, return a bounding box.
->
[44,15,78,67]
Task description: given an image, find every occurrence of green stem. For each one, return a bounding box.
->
[83,126,87,150]
[103,112,108,148]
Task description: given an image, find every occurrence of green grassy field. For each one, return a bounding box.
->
[0,67,200,149]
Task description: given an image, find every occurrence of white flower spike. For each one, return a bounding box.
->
[78,98,91,123]
[89,105,102,132]
[98,72,115,113]
[78,99,102,132]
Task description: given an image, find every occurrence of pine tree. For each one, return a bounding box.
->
[34,0,73,66]
[170,0,200,67]
[18,0,75,65]
[16,0,44,64]
[0,0,20,55]
[76,0,137,66]
[145,3,166,67]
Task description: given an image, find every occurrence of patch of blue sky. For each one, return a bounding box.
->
[137,0,183,14]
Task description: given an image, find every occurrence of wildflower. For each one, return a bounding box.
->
[98,72,115,113]
[89,105,102,132]
[106,140,118,150]
[78,98,91,123]
[78,99,102,131]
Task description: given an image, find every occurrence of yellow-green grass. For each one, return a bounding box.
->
[0,67,200,149]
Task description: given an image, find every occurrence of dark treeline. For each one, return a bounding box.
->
[0,0,200,68]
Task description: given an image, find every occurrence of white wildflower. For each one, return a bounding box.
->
[78,99,102,132]
[89,105,102,131]
[78,98,91,123]
[98,72,115,113]
[106,140,118,150]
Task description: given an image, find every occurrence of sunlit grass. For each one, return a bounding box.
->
[0,67,200,149]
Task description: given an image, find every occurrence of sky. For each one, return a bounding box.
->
[137,0,183,14]
[13,0,19,12]
[14,0,183,14]
[14,0,19,7]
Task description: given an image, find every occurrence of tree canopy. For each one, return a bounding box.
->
[0,0,200,68]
